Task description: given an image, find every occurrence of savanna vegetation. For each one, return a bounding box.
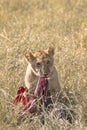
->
[0,0,87,129]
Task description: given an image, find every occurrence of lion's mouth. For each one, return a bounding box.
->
[43,73,49,77]
[41,72,51,78]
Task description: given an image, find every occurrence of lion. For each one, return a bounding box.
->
[24,47,61,98]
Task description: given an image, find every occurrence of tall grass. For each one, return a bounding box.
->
[0,0,87,129]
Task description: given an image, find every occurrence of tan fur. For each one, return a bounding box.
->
[24,47,61,97]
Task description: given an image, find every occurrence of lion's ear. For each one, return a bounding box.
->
[46,47,54,56]
[24,50,35,62]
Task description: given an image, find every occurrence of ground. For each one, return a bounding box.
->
[0,0,87,130]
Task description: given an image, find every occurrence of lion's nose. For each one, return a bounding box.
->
[42,65,49,76]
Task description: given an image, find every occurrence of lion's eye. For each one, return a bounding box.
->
[47,60,50,65]
[36,62,41,67]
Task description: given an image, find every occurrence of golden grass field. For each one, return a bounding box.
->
[0,0,87,129]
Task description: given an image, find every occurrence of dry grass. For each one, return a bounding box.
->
[0,0,87,129]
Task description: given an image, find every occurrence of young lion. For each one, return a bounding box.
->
[24,47,61,98]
